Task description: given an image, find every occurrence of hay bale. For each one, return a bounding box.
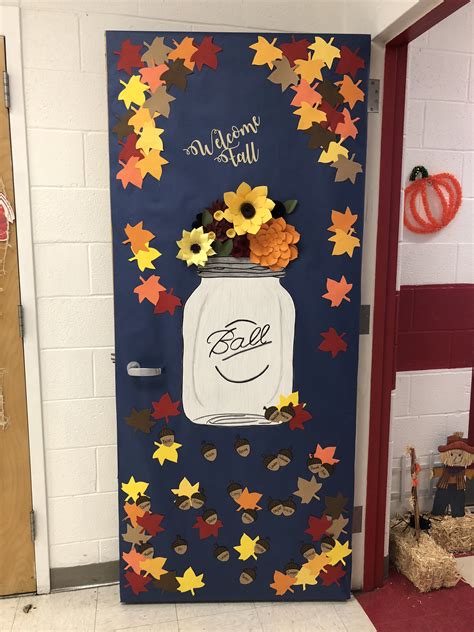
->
[429,515,474,554]
[390,522,460,592]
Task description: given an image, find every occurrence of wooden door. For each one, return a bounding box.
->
[0,35,36,596]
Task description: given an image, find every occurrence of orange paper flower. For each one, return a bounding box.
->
[248,218,300,270]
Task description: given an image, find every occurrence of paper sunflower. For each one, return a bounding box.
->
[223,182,275,235]
[248,217,300,270]
[176,227,216,267]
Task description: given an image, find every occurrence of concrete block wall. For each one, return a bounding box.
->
[3,0,419,568]
[391,3,473,486]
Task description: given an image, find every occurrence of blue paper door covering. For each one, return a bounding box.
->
[106,31,370,603]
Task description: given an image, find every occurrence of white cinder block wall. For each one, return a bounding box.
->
[390,3,473,512]
[3,0,419,569]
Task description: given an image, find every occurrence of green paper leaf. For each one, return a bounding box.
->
[202,209,213,226]
[284,199,298,214]
[214,239,233,256]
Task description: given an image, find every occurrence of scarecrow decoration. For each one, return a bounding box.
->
[432,433,474,518]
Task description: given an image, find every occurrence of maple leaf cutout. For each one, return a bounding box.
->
[328,207,358,233]
[123,504,145,530]
[134,275,166,305]
[326,540,352,566]
[314,444,340,465]
[318,328,348,358]
[328,229,360,257]
[290,80,322,107]
[289,404,313,431]
[331,154,363,184]
[335,46,365,79]
[270,570,296,596]
[154,288,182,316]
[136,512,165,536]
[308,36,340,69]
[114,39,144,75]
[168,36,198,70]
[235,488,263,511]
[125,407,155,433]
[116,157,143,190]
[171,477,199,498]
[124,570,152,596]
[321,563,346,587]
[118,75,149,109]
[294,565,318,590]
[336,76,365,109]
[123,221,155,252]
[249,36,282,69]
[279,36,310,67]
[140,556,168,580]
[234,533,260,561]
[139,65,167,92]
[151,393,181,423]
[191,35,222,71]
[128,245,162,271]
[121,476,149,502]
[118,132,142,163]
[305,514,332,541]
[322,276,353,307]
[192,515,223,540]
[176,567,205,596]
[122,547,145,574]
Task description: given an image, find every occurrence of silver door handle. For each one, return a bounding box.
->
[127,361,162,377]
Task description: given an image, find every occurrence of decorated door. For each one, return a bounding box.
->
[106,31,370,603]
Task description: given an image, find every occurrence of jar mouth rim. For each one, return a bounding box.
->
[198,257,285,278]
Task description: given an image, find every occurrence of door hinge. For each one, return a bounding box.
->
[3,70,10,110]
[368,78,380,113]
[30,510,36,541]
[18,304,24,338]
[360,304,370,335]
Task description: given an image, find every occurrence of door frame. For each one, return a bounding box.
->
[0,5,50,594]
[363,0,470,592]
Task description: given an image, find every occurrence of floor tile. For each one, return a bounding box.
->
[177,608,261,632]
[95,585,177,632]
[334,597,376,631]
[176,601,256,621]
[115,622,178,632]
[255,602,346,632]
[12,588,97,632]
[455,556,474,588]
[0,596,18,632]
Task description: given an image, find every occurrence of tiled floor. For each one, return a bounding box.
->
[0,584,376,632]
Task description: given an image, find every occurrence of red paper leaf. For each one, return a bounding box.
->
[191,35,222,71]
[136,512,165,536]
[319,100,345,132]
[151,393,181,423]
[154,288,182,316]
[335,46,365,79]
[114,39,144,75]
[118,133,142,163]
[280,36,310,67]
[318,328,347,358]
[124,570,152,595]
[321,563,346,587]
[305,514,332,541]
[192,515,223,540]
[289,403,313,431]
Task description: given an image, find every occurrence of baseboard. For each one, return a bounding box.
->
[50,561,119,591]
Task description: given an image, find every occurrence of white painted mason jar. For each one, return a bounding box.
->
[182,257,295,426]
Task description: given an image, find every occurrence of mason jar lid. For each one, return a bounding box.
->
[198,256,285,278]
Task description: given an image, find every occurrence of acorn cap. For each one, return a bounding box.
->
[227,482,242,493]
[136,494,151,507]
[241,567,257,579]
[234,436,250,447]
[172,535,187,547]
[159,427,174,437]
[284,559,299,571]
[202,509,217,521]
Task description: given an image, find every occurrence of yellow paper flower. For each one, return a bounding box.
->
[213,210,225,221]
[226,228,236,238]
[223,182,275,235]
[176,227,215,267]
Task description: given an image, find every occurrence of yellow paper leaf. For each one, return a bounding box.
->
[249,36,282,69]
[121,475,149,502]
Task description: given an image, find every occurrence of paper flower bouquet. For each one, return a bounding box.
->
[176,182,300,270]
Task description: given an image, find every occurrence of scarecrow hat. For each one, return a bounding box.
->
[438,432,474,454]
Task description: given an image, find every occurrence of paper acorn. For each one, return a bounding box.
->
[404,165,462,234]
[176,183,300,271]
